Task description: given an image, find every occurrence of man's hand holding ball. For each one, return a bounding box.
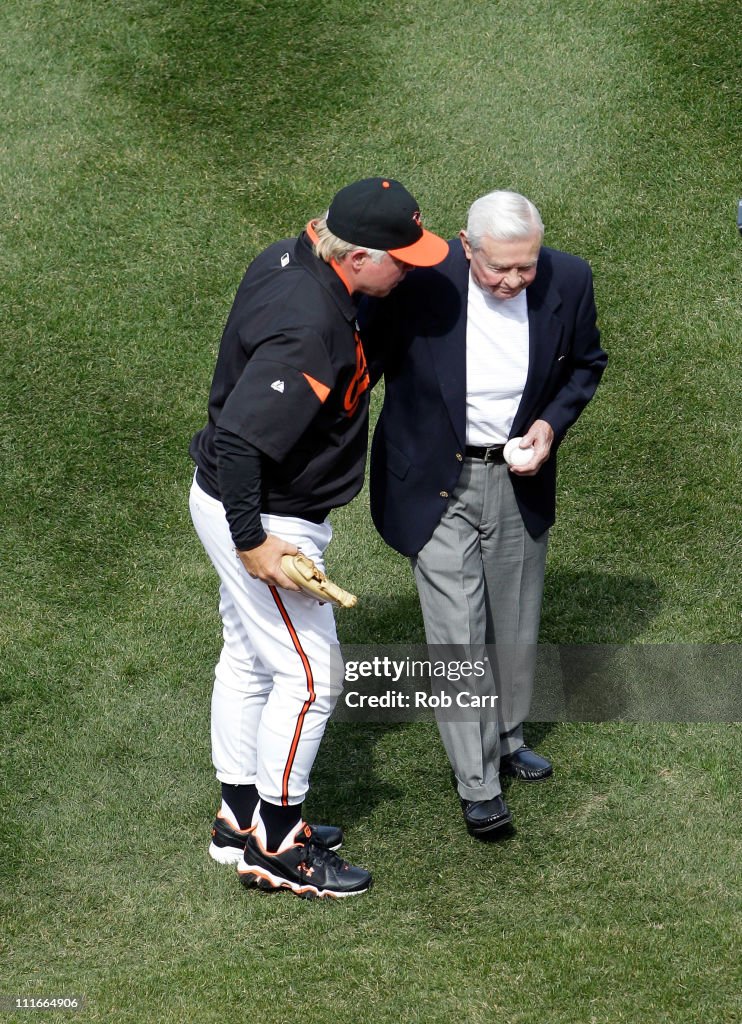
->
[504,420,554,476]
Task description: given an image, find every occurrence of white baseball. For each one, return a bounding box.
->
[504,437,536,467]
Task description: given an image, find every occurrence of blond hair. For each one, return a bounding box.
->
[311,216,386,264]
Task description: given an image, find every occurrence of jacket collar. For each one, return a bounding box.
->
[431,243,566,444]
[294,226,359,322]
[449,240,562,315]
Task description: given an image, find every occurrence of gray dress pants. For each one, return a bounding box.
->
[411,457,548,801]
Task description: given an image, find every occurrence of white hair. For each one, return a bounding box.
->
[465,191,544,249]
[312,215,387,264]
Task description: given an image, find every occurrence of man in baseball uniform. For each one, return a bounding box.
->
[189,178,448,898]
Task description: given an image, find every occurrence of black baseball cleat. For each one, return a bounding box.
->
[237,827,372,899]
[209,814,343,865]
[500,744,553,782]
[460,795,513,837]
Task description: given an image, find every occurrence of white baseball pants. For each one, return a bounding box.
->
[189,475,343,806]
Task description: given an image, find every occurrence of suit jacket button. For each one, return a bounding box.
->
[439,490,449,498]
[455,452,463,462]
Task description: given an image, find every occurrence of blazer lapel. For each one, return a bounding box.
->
[427,245,470,449]
[513,255,564,435]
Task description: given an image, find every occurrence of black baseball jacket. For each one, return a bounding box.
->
[190,229,370,546]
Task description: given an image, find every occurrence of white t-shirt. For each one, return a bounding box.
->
[465,274,530,445]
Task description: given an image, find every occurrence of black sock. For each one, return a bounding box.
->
[221,783,259,830]
[258,799,302,853]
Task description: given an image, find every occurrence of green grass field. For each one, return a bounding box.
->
[1,1,740,1022]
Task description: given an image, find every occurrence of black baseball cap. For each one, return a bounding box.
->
[326,177,448,267]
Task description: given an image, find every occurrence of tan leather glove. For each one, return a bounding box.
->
[280,553,358,609]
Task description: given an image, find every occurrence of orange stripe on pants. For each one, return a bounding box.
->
[270,586,316,805]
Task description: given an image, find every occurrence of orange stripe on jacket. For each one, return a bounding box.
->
[303,373,331,403]
[269,586,316,806]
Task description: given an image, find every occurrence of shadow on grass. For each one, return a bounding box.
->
[313,568,662,828]
[87,0,388,193]
[539,568,662,724]
[541,567,662,644]
[337,591,425,646]
[308,721,411,830]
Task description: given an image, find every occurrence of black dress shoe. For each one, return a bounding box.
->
[460,795,513,836]
[500,744,553,781]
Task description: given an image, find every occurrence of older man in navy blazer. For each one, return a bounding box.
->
[360,190,607,838]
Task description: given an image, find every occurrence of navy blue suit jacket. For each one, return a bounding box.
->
[359,241,607,556]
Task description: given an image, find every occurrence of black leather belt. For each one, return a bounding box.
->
[465,444,506,464]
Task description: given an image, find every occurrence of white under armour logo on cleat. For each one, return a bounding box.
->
[271,380,285,393]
